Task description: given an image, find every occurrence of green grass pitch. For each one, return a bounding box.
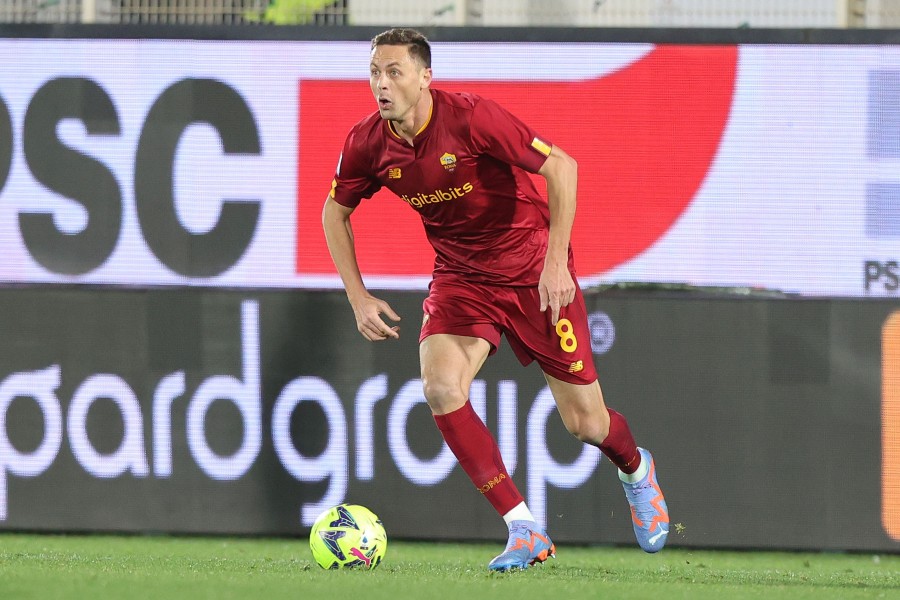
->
[0,533,897,600]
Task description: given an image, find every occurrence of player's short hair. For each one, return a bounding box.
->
[371,28,432,69]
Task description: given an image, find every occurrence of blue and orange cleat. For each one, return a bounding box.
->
[620,447,669,553]
[488,520,556,572]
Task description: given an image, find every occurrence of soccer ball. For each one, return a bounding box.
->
[309,504,387,570]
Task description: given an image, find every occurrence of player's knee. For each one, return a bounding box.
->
[421,377,467,414]
[565,411,610,445]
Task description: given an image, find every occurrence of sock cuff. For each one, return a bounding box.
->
[502,502,536,526]
[619,449,650,483]
[432,400,476,431]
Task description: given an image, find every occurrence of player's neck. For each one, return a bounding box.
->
[393,89,433,146]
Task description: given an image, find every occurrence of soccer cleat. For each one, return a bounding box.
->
[487,520,556,572]
[620,447,670,553]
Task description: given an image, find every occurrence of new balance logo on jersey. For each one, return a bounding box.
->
[568,360,584,373]
[388,168,402,179]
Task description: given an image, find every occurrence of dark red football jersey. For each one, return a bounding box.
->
[331,88,574,286]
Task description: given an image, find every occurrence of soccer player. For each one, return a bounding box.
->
[322,28,669,570]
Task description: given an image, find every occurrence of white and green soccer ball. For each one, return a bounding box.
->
[309,504,388,570]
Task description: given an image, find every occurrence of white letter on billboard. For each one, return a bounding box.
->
[272,376,348,526]
[355,374,387,481]
[152,371,185,477]
[469,379,487,422]
[187,300,261,480]
[498,380,518,475]
[388,379,456,486]
[527,386,601,527]
[68,374,149,478]
[0,365,63,521]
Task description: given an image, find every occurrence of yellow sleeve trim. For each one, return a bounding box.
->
[531,137,552,157]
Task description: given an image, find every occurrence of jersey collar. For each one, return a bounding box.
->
[386,94,435,143]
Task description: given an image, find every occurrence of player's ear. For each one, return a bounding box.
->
[421,67,433,89]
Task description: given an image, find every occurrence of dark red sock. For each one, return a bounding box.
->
[433,401,523,516]
[600,408,641,474]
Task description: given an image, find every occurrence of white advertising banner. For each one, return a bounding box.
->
[0,39,899,296]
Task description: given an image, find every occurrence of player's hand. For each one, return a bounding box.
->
[350,294,401,341]
[538,260,576,326]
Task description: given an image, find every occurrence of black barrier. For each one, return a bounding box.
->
[0,286,898,552]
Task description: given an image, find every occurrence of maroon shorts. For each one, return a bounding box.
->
[419,277,599,385]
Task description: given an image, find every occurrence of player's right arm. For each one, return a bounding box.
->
[322,196,401,341]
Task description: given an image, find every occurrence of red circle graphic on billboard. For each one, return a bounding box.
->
[297,45,739,280]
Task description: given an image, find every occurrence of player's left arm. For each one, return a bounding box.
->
[537,144,578,326]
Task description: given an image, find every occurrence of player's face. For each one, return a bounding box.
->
[370,44,431,123]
